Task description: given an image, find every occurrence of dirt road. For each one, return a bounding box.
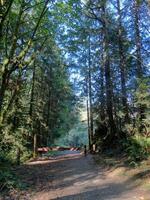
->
[2,152,150,200]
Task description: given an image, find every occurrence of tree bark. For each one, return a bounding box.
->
[88,36,94,148]
[133,0,145,124]
[16,147,21,165]
[86,98,91,149]
[0,70,8,114]
[29,62,38,157]
[133,0,143,78]
[117,0,129,123]
[86,74,91,149]
[33,133,37,158]
[102,5,116,137]
[29,62,36,117]
[47,87,52,146]
[100,38,106,121]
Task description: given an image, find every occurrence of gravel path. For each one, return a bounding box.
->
[29,153,148,200]
[2,152,149,200]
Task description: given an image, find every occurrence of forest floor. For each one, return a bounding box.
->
[1,151,150,200]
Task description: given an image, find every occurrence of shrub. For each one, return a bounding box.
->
[123,135,150,162]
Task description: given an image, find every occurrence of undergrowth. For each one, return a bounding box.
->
[123,135,150,166]
[0,167,27,192]
[0,150,31,193]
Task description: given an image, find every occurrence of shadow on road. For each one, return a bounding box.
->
[11,153,150,200]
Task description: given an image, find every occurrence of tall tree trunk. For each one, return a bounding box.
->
[100,39,106,121]
[47,87,52,146]
[0,70,8,114]
[133,0,143,78]
[102,5,116,138]
[29,62,36,117]
[86,72,91,149]
[16,147,21,165]
[117,0,129,123]
[133,0,145,124]
[33,133,37,158]
[88,36,94,148]
[86,98,91,149]
[29,62,37,158]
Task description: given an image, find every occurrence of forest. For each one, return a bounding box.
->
[0,0,150,198]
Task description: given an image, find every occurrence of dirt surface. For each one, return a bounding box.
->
[1,152,150,200]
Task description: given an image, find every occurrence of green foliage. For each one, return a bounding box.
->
[56,121,88,147]
[135,78,150,134]
[0,169,16,191]
[0,152,27,192]
[0,167,27,192]
[55,103,88,147]
[123,135,150,162]
[0,0,78,166]
[0,145,31,192]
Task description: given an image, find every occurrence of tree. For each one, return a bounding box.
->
[0,0,77,162]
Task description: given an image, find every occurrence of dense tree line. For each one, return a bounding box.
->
[58,0,150,155]
[83,0,150,154]
[83,0,149,149]
[0,0,77,163]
